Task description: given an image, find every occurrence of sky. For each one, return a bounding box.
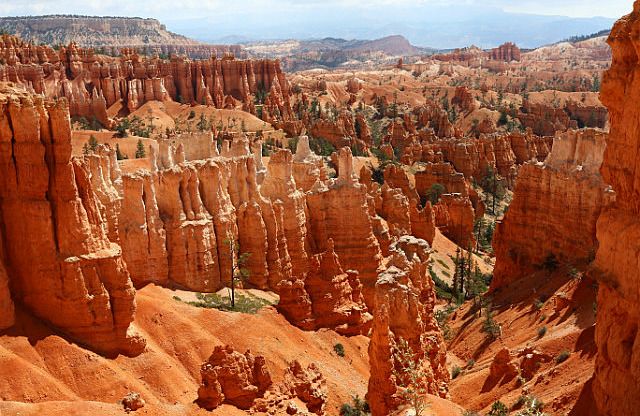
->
[0,0,632,20]
[0,0,633,47]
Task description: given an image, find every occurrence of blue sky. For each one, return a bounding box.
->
[0,0,632,47]
[0,0,632,20]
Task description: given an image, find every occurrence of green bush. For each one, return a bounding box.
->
[488,400,509,416]
[187,292,273,314]
[334,343,345,357]
[451,365,462,379]
[340,396,370,415]
[537,326,547,338]
[556,350,571,364]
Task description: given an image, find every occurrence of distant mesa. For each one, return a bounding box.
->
[0,15,247,59]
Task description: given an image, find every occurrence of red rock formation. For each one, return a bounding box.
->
[306,148,384,307]
[0,84,143,355]
[415,162,486,217]
[367,236,449,416]
[434,194,476,247]
[517,100,576,136]
[410,203,436,246]
[254,361,328,415]
[0,229,14,330]
[0,34,293,125]
[565,100,608,129]
[378,185,413,235]
[197,345,272,410]
[451,86,476,112]
[292,135,328,192]
[489,42,521,62]
[277,239,371,335]
[591,6,640,413]
[383,164,420,204]
[261,150,310,277]
[491,129,614,290]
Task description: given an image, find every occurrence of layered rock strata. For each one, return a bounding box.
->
[0,84,144,355]
[367,236,449,416]
[0,34,293,125]
[491,129,614,290]
[306,148,384,307]
[277,240,372,335]
[591,5,640,413]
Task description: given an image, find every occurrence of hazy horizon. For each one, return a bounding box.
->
[0,0,633,48]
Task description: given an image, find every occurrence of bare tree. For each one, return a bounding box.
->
[223,238,251,308]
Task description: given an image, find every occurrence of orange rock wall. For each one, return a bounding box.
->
[0,84,143,355]
[592,5,640,413]
[492,129,613,290]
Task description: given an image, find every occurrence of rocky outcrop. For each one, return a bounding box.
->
[197,345,327,415]
[0,230,14,330]
[517,100,576,136]
[489,42,521,62]
[0,84,144,355]
[197,345,272,410]
[0,34,291,124]
[367,236,449,416]
[591,6,640,414]
[306,148,384,307]
[261,150,310,277]
[0,17,248,59]
[415,162,486,216]
[491,129,614,290]
[254,361,328,415]
[292,135,327,192]
[277,240,372,335]
[434,194,476,247]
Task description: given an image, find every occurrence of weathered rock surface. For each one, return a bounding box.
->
[306,148,384,307]
[367,236,449,416]
[0,83,144,355]
[492,129,614,289]
[197,345,272,410]
[591,6,640,414]
[278,239,371,335]
[489,42,521,62]
[0,34,292,124]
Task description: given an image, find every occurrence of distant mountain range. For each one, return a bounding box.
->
[169,5,616,50]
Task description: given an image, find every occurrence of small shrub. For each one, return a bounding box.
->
[340,395,370,416]
[467,359,475,368]
[488,400,509,416]
[334,343,345,357]
[537,326,547,338]
[186,292,273,314]
[436,259,450,269]
[534,298,545,309]
[538,314,547,323]
[451,365,462,379]
[555,350,571,364]
[172,295,181,301]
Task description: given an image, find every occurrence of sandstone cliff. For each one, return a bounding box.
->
[0,16,247,59]
[492,129,614,290]
[0,83,143,355]
[0,34,292,126]
[591,4,640,413]
[367,236,449,416]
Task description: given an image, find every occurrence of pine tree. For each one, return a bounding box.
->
[135,139,146,159]
[88,134,99,152]
[116,143,124,160]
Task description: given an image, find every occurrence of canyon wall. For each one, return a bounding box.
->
[0,84,144,355]
[492,129,613,290]
[592,4,640,413]
[0,34,292,125]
